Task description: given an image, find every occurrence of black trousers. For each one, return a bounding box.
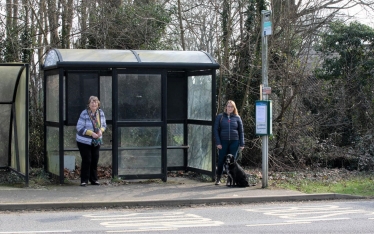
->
[77,141,100,183]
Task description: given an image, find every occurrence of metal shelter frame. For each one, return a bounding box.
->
[43,49,220,184]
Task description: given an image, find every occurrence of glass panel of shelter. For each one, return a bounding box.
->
[63,72,113,173]
[166,124,184,168]
[117,74,162,121]
[187,75,213,172]
[45,74,60,177]
[46,74,59,122]
[117,73,163,176]
[118,126,162,175]
[0,105,11,167]
[0,64,30,184]
[100,76,112,121]
[0,66,18,102]
[66,72,99,125]
[57,70,214,178]
[46,126,59,176]
[13,68,28,174]
[166,73,187,169]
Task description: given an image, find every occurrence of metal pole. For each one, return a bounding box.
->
[261,34,268,188]
[261,10,271,188]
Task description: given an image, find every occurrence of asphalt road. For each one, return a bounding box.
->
[1,199,374,233]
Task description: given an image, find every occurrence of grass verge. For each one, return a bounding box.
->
[270,171,374,197]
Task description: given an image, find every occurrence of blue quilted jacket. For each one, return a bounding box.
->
[213,112,244,146]
[76,109,107,145]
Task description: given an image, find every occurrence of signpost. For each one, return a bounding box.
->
[259,10,272,188]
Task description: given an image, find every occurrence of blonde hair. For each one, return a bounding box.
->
[87,96,100,108]
[224,100,238,115]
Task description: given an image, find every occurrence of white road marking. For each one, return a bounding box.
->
[84,211,223,232]
[107,227,178,233]
[245,205,369,226]
[246,221,310,227]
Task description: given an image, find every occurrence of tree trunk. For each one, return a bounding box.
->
[222,0,232,73]
[79,0,89,48]
[5,0,19,61]
[177,0,186,50]
[47,0,60,47]
[61,0,74,48]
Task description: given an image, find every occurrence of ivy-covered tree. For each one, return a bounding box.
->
[314,21,374,146]
[228,0,267,165]
[84,1,171,49]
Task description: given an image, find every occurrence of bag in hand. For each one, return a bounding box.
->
[91,127,102,146]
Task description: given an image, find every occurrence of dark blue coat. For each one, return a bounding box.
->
[213,112,244,146]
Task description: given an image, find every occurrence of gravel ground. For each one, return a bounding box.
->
[1,166,366,189]
[0,167,263,188]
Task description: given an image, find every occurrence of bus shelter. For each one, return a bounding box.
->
[43,49,219,184]
[0,63,29,185]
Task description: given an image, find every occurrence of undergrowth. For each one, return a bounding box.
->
[269,169,374,197]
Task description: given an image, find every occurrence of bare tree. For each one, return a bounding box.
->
[46,0,59,47]
[177,0,185,50]
[5,0,19,61]
[1,0,374,169]
[61,0,73,48]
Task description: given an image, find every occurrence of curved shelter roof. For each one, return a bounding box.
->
[0,63,29,185]
[43,49,220,69]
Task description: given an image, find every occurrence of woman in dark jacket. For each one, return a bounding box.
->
[213,100,244,185]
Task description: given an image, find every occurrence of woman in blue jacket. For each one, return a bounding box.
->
[213,100,245,185]
[76,96,107,187]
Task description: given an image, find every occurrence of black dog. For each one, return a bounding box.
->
[224,154,249,187]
